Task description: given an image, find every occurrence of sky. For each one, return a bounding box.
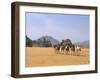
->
[26,12,89,43]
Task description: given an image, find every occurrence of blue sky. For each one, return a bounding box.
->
[26,12,89,43]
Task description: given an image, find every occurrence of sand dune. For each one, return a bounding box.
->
[26,47,89,67]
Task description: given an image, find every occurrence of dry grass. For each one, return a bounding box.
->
[26,47,89,67]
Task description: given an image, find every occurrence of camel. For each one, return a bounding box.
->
[75,46,81,56]
[54,45,60,54]
[65,46,70,55]
[71,45,75,56]
[54,45,81,56]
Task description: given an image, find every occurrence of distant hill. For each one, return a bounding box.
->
[26,35,89,48]
[74,40,89,48]
[37,36,59,46]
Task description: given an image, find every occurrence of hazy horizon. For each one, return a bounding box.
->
[26,12,89,43]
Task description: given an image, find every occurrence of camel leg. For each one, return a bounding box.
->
[73,51,75,56]
[66,51,68,55]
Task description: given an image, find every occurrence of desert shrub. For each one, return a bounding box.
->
[26,36,32,47]
[60,39,73,47]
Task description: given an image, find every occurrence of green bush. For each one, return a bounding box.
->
[26,36,32,47]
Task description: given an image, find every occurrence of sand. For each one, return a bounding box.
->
[26,47,89,67]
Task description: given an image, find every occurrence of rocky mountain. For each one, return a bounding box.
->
[37,35,59,46]
[74,40,89,48]
[26,35,89,48]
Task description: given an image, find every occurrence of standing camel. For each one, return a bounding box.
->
[70,45,75,56]
[65,46,70,55]
[60,46,65,54]
[75,46,81,56]
[54,45,60,54]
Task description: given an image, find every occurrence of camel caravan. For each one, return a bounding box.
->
[54,39,81,56]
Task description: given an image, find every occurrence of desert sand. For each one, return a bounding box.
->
[26,47,89,67]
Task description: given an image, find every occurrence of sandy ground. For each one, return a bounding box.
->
[26,47,89,67]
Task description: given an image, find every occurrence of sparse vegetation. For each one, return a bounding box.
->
[60,39,73,47]
[26,36,32,47]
